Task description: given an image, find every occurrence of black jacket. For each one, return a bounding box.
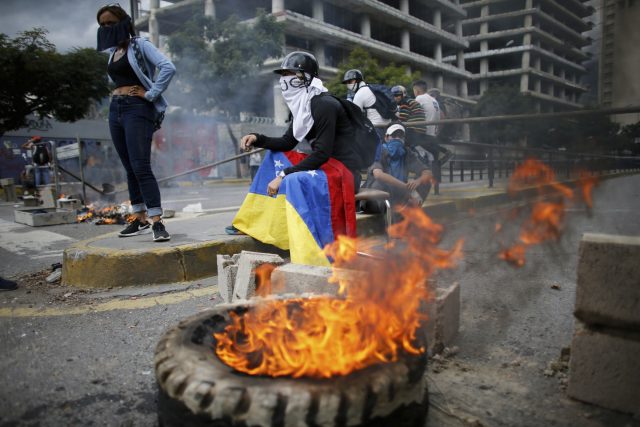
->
[252,94,359,175]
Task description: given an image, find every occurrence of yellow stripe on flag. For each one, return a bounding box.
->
[285,199,330,266]
[233,193,290,249]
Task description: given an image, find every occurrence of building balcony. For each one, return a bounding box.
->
[465,27,589,62]
[446,45,586,73]
[279,11,471,79]
[462,8,590,47]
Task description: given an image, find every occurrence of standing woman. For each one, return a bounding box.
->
[96,4,176,241]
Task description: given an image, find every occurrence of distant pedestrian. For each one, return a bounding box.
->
[391,85,426,148]
[342,69,391,140]
[96,4,176,241]
[21,136,51,186]
[412,80,453,165]
[248,150,262,181]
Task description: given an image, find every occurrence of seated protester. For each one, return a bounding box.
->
[361,124,432,214]
[391,85,427,151]
[412,81,453,165]
[228,51,360,267]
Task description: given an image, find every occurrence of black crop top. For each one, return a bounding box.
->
[108,53,144,88]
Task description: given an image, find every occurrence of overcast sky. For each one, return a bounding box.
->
[0,0,158,52]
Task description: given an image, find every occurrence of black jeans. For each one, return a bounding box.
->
[109,95,162,217]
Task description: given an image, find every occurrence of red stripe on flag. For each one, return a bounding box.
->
[284,152,356,239]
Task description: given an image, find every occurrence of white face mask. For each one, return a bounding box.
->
[346,82,357,91]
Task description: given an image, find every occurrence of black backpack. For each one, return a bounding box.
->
[365,84,397,120]
[332,95,381,170]
[33,143,50,165]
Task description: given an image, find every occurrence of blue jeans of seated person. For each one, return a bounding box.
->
[109,96,163,218]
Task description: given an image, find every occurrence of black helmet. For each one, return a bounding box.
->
[342,69,364,83]
[273,51,319,77]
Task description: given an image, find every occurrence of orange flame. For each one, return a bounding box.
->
[254,263,279,297]
[214,207,463,378]
[499,158,598,266]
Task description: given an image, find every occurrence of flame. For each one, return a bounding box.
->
[254,263,279,297]
[214,207,463,378]
[499,159,598,266]
[576,170,598,209]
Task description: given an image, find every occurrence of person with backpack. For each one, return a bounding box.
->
[21,136,51,186]
[97,4,176,242]
[342,69,393,141]
[227,52,360,266]
[361,124,432,214]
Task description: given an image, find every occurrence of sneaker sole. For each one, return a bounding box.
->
[118,227,151,237]
[153,235,171,242]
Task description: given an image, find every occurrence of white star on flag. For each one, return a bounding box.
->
[306,170,318,177]
[274,160,284,168]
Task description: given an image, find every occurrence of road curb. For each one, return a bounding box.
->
[62,232,287,289]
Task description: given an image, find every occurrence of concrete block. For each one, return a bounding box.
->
[567,322,640,415]
[575,233,640,329]
[14,208,76,227]
[57,198,82,210]
[23,196,39,207]
[217,254,238,303]
[1,178,17,202]
[39,186,57,208]
[270,263,336,296]
[419,297,438,356]
[436,283,460,351]
[232,251,285,301]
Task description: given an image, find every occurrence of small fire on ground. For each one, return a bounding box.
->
[497,158,598,267]
[76,202,134,225]
[215,207,464,379]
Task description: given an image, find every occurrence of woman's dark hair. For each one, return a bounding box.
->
[96,4,136,37]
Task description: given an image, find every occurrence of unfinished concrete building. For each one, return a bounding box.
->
[447,0,595,111]
[599,0,640,125]
[133,0,471,123]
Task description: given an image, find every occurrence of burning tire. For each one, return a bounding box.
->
[155,299,429,427]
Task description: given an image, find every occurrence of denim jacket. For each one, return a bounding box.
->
[108,37,176,113]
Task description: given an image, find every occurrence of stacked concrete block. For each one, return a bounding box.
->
[436,283,460,351]
[269,264,369,297]
[216,253,240,303]
[567,233,640,415]
[231,251,285,302]
[270,263,336,296]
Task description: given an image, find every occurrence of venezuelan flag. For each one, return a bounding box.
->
[232,150,356,266]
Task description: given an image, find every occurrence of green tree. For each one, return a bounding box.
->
[166,10,283,177]
[471,85,536,146]
[325,47,421,98]
[166,10,283,115]
[0,28,111,137]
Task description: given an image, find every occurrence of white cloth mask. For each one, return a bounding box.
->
[279,74,328,142]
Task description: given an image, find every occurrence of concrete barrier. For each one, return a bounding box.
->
[574,233,640,329]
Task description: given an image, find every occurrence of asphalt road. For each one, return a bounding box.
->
[1,175,639,426]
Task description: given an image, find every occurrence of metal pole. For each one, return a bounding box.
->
[50,140,60,197]
[405,105,640,127]
[77,137,87,204]
[113,148,265,194]
[488,148,494,188]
